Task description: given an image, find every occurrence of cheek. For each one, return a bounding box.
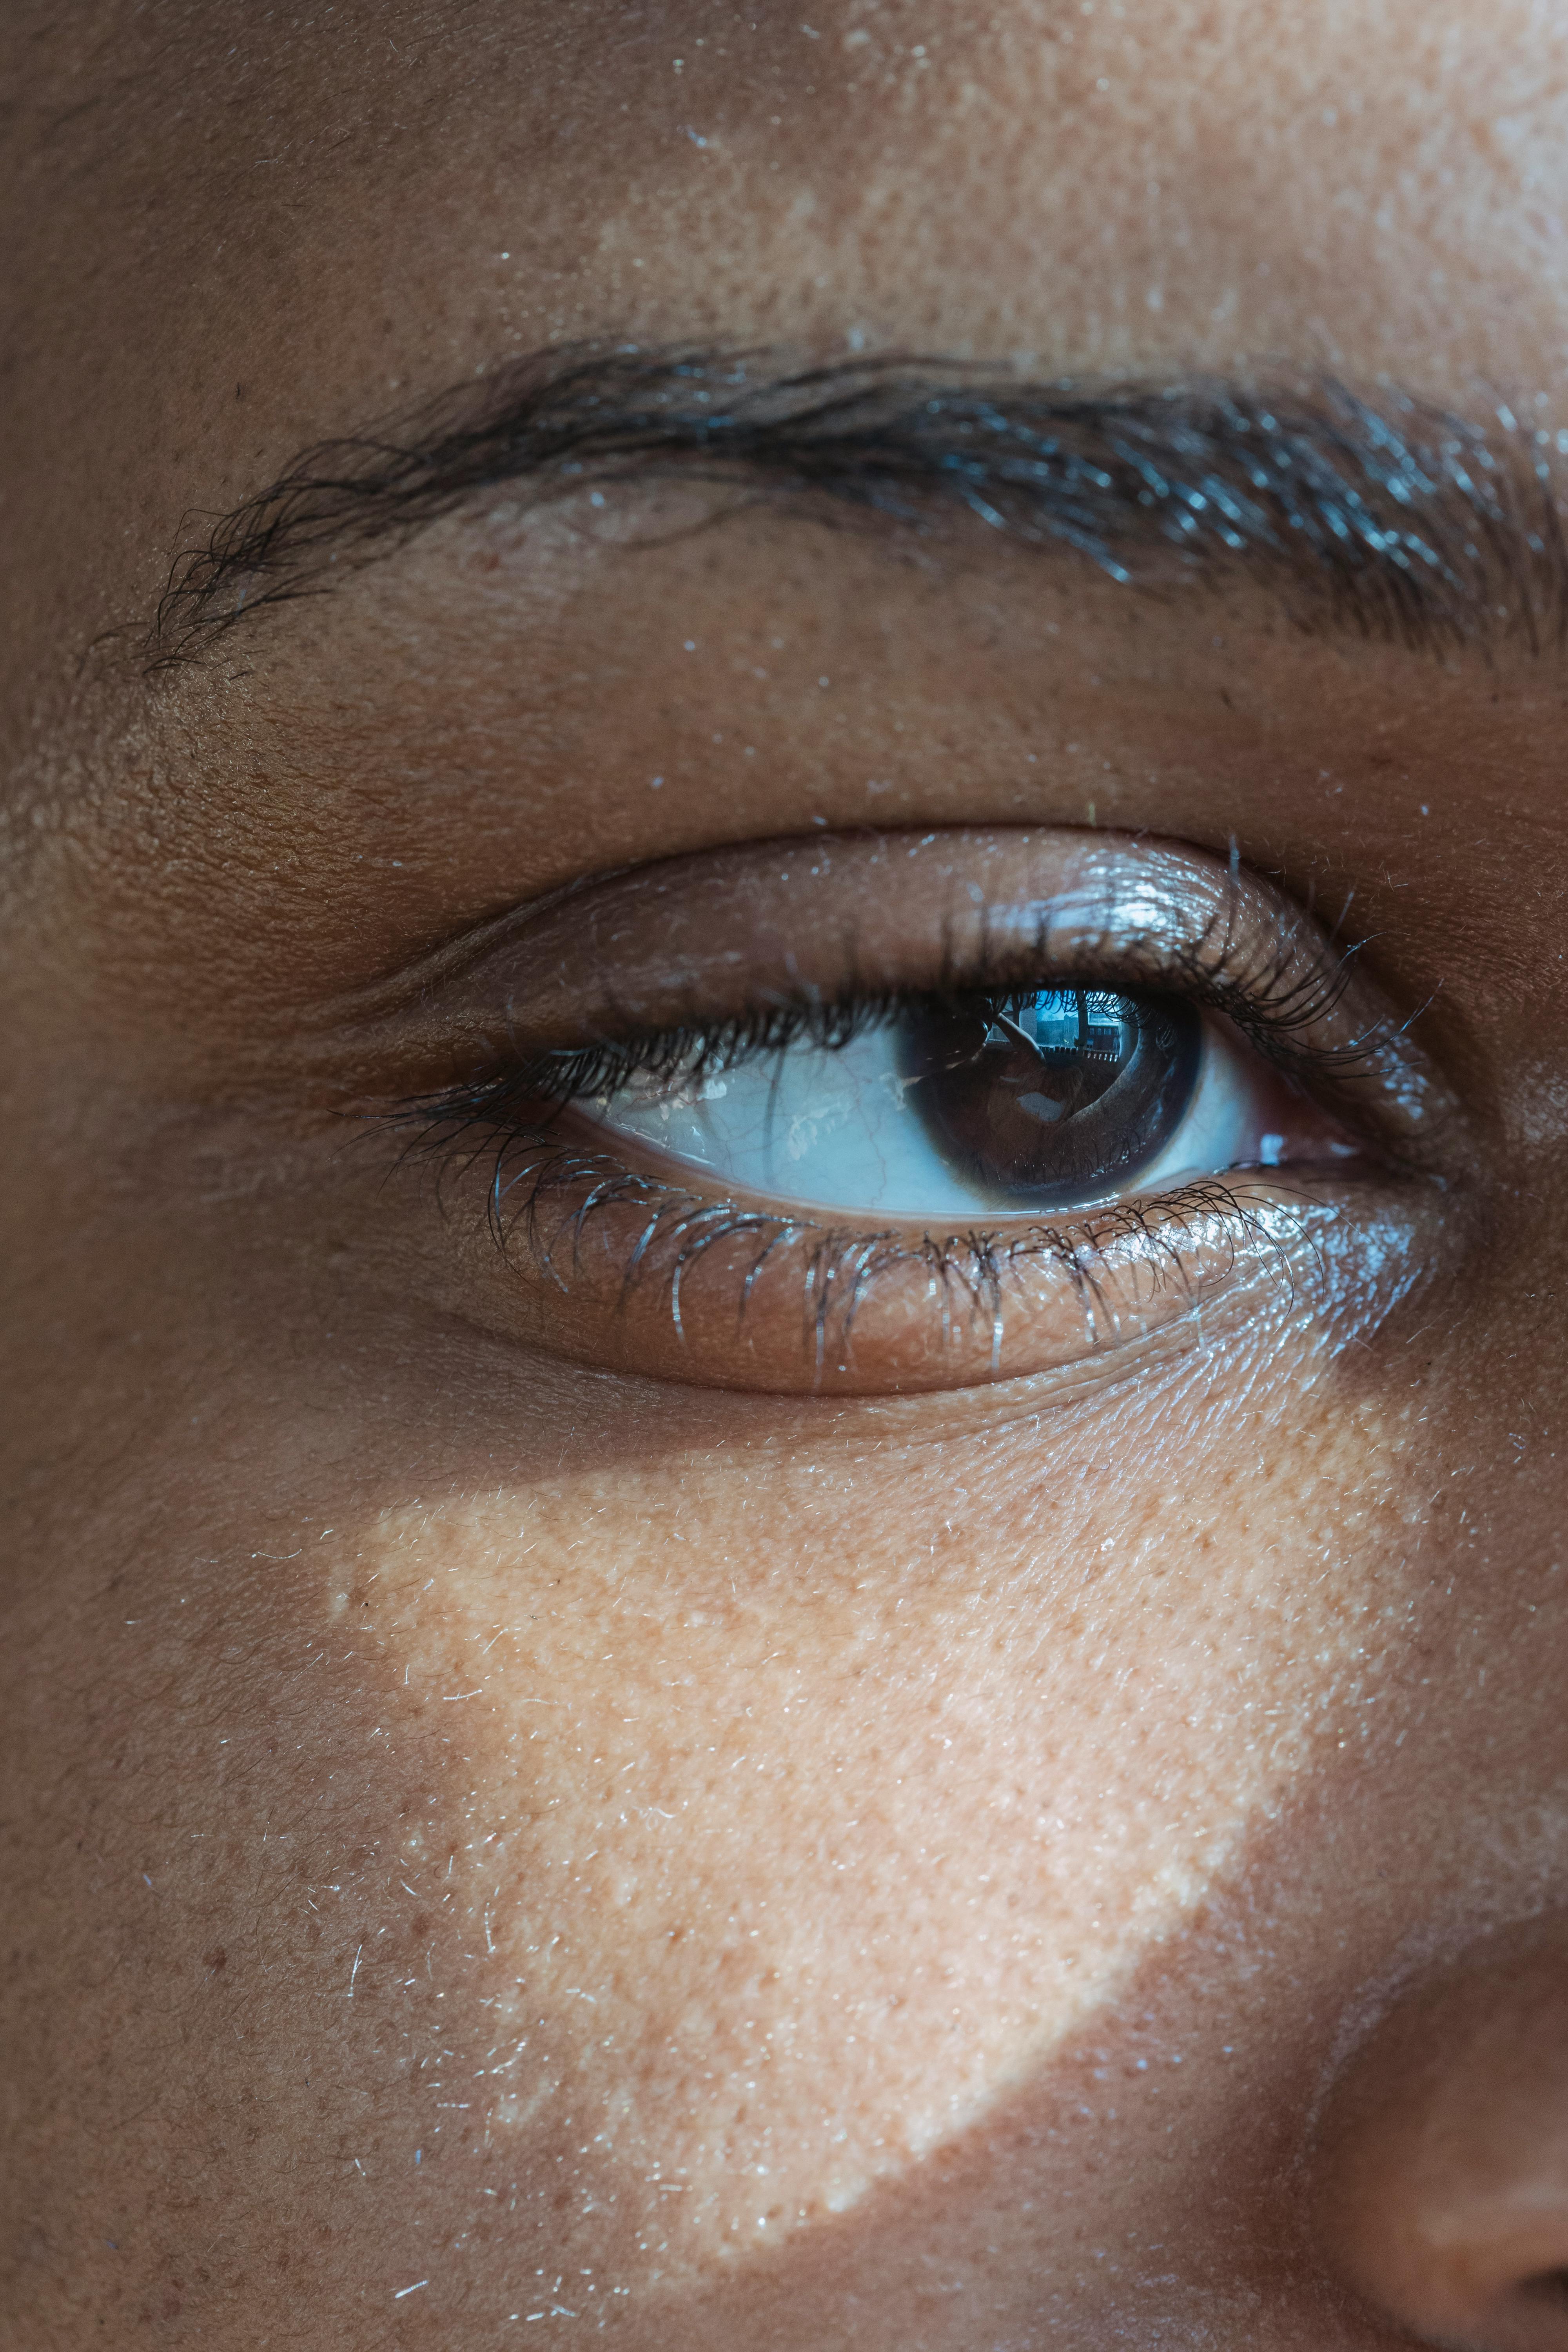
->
[329,1314,1419,2276]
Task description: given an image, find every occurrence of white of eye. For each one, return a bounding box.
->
[577,1007,1292,1220]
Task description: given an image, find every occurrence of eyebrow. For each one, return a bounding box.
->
[150,345,1568,665]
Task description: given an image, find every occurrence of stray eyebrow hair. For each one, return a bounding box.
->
[150,345,1568,665]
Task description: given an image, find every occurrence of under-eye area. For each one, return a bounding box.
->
[354,825,1456,1392]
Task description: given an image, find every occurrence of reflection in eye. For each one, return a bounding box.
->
[901,989,1201,1207]
[576,985,1305,1219]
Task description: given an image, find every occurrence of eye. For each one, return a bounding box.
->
[574,984,1314,1219]
[371,827,1451,1395]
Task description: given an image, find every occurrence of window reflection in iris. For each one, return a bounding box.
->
[900,987,1203,1207]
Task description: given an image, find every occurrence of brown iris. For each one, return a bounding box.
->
[898,987,1202,1208]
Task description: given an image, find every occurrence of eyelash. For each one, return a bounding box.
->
[387,909,1376,1151]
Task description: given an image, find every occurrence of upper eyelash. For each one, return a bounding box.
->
[386,908,1381,1146]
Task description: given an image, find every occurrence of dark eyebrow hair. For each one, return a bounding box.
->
[149,344,1568,666]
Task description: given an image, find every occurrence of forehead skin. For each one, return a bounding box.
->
[3,0,1566,695]
[6,4,1568,2350]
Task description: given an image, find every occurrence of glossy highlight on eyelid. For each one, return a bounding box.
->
[362,828,1455,1394]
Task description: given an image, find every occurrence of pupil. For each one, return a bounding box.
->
[898,986,1201,1208]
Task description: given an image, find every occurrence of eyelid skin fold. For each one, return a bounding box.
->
[340,827,1457,1396]
[350,828,1446,1150]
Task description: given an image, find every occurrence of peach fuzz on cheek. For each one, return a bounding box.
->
[314,1294,1430,2278]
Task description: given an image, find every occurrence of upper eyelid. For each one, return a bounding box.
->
[338,826,1452,1147]
[520,962,1350,1105]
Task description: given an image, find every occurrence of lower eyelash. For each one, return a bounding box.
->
[410,1118,1320,1370]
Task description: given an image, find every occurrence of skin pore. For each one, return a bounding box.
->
[6,2,1568,2346]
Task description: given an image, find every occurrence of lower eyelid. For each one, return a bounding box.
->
[437,1125,1430,1398]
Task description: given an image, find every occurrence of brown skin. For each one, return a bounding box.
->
[5,3,1568,2346]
